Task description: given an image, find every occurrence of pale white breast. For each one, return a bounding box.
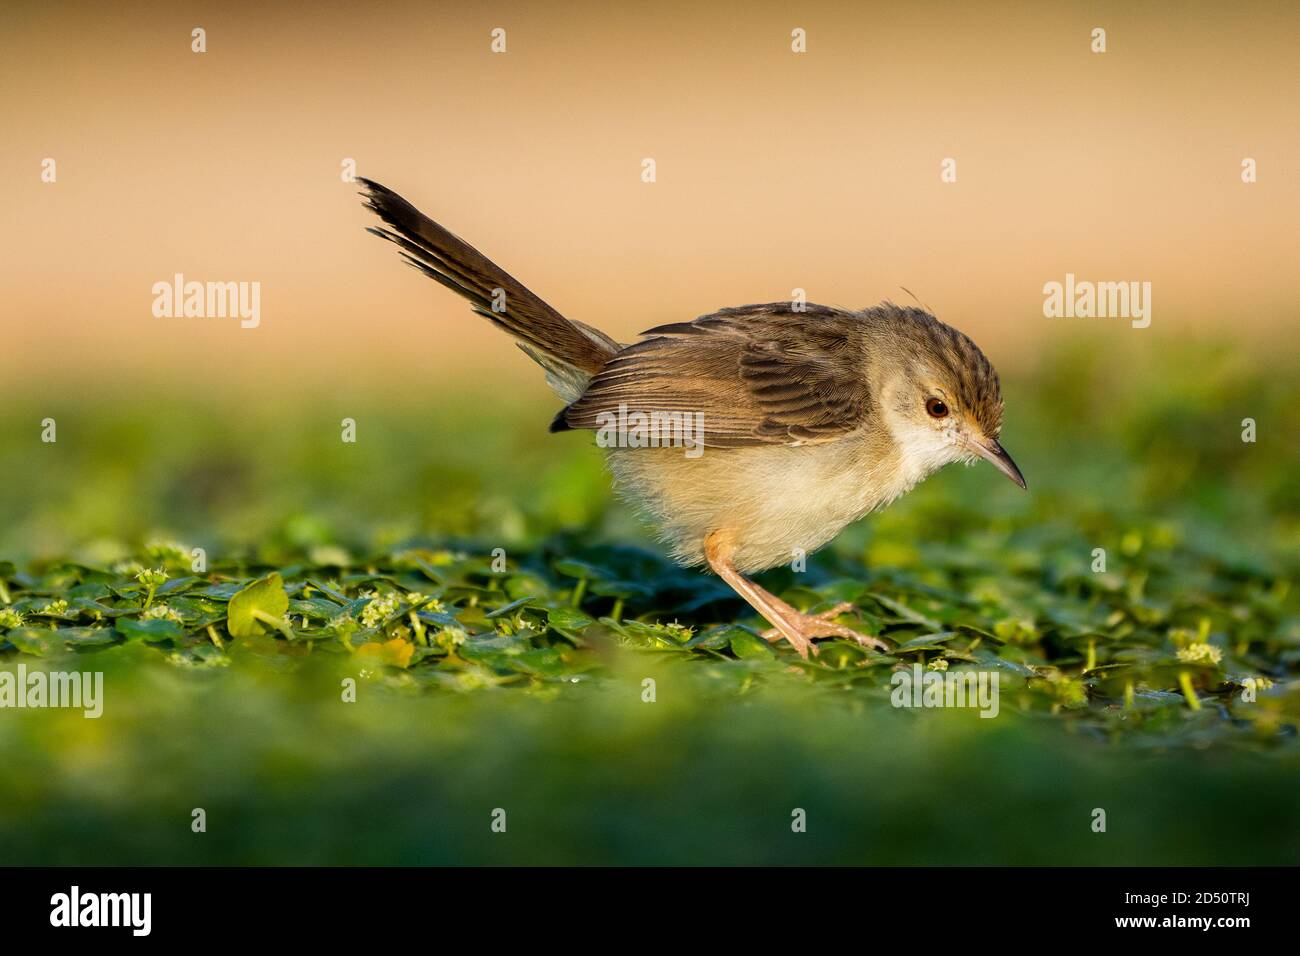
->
[606,431,921,573]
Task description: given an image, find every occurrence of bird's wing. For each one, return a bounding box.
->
[556,303,869,448]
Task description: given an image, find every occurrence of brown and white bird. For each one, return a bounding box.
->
[360,179,1026,658]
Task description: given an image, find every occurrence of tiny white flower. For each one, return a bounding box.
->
[360,593,401,629]
[135,567,169,587]
[141,603,184,624]
[1177,642,1222,665]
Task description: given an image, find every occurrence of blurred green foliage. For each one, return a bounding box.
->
[1,338,1297,864]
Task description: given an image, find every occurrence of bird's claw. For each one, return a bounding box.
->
[761,602,889,657]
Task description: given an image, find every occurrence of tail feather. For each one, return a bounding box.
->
[359,178,620,389]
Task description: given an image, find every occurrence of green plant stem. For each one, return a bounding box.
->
[1178,671,1201,711]
[251,609,294,641]
[409,610,426,646]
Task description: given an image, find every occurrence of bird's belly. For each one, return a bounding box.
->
[606,436,907,573]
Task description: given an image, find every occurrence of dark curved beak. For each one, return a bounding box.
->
[974,439,1027,489]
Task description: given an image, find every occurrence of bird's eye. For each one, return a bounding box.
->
[925,398,949,418]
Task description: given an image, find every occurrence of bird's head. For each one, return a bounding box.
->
[873,307,1026,490]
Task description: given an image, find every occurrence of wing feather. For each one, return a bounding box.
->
[557,303,869,447]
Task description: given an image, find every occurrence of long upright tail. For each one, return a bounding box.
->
[359,178,620,401]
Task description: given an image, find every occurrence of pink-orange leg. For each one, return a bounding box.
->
[704,530,888,659]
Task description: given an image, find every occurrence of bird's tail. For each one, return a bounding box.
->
[359,178,619,401]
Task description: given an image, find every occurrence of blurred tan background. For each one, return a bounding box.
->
[3,0,1297,399]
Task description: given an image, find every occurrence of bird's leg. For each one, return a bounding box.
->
[704,531,888,659]
[705,530,817,658]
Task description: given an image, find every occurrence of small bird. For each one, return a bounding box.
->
[360,179,1026,658]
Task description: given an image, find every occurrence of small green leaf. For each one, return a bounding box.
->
[60,627,119,648]
[6,627,64,656]
[730,631,776,660]
[485,596,538,619]
[547,606,593,631]
[227,573,291,639]
[892,631,960,652]
[117,617,184,642]
[870,594,943,630]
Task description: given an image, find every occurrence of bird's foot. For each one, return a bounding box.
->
[761,602,889,657]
